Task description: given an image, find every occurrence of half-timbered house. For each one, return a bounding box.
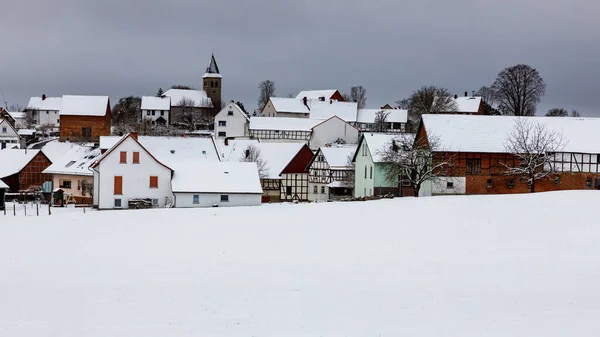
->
[0,149,52,192]
[279,144,314,202]
[418,114,600,195]
[307,146,356,201]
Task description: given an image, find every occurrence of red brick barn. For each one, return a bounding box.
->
[417,114,600,196]
[59,95,111,142]
[0,149,52,192]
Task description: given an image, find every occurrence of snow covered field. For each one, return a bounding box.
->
[1,191,599,336]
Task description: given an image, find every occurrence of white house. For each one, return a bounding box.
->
[307,146,356,202]
[92,134,222,209]
[26,95,62,128]
[355,108,408,132]
[141,96,171,125]
[171,161,262,207]
[0,119,21,149]
[214,102,249,138]
[248,116,359,150]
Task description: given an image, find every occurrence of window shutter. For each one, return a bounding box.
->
[114,176,122,195]
[133,152,140,164]
[149,176,158,188]
[119,151,127,163]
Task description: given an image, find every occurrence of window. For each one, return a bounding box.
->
[204,81,207,86]
[370,166,373,179]
[1,127,6,133]
[119,151,127,163]
[151,110,156,116]
[220,194,229,202]
[146,111,151,116]
[149,176,158,188]
[133,152,140,164]
[586,178,593,188]
[321,186,326,194]
[362,143,367,156]
[57,119,60,124]
[160,111,164,116]
[59,180,72,189]
[286,186,292,195]
[114,176,123,195]
[466,159,482,175]
[82,127,91,138]
[218,131,226,137]
[65,161,76,168]
[193,195,199,204]
[151,199,158,206]
[114,199,122,208]
[364,165,367,178]
[313,186,318,193]
[487,179,493,188]
[215,81,219,88]
[507,179,515,189]
[554,176,560,184]
[46,111,49,114]
[446,181,454,189]
[228,110,234,116]
[218,121,226,126]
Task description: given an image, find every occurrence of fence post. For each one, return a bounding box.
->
[13,203,16,216]
[24,204,26,216]
[36,203,39,216]
[48,203,51,216]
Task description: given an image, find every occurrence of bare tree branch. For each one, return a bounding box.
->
[240,145,269,178]
[491,64,546,116]
[258,80,276,110]
[406,86,458,124]
[350,86,367,109]
[372,110,390,133]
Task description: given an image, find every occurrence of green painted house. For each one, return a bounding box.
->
[352,133,403,197]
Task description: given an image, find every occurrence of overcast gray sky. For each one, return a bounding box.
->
[1,0,599,115]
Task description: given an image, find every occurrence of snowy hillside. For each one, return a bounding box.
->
[1,192,599,336]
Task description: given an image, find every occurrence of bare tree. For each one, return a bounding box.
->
[475,86,496,105]
[258,80,276,110]
[491,64,546,116]
[406,86,458,124]
[545,108,569,117]
[178,98,198,130]
[240,145,269,178]
[350,86,367,108]
[571,109,581,117]
[379,134,453,197]
[503,118,564,193]
[342,154,355,188]
[171,85,195,90]
[372,110,390,132]
[81,180,94,197]
[395,98,410,110]
[24,109,38,128]
[341,93,352,102]
[8,104,24,112]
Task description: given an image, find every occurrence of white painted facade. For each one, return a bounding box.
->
[0,119,21,149]
[38,110,61,127]
[310,117,359,150]
[141,96,171,125]
[354,142,375,197]
[142,109,170,125]
[214,102,249,138]
[92,136,173,209]
[431,177,466,195]
[173,192,261,208]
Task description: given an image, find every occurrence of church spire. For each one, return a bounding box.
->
[204,54,220,76]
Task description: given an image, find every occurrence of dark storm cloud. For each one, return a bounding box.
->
[1,0,599,115]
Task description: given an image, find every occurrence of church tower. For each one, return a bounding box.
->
[203,54,222,111]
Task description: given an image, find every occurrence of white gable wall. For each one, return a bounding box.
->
[310,118,359,150]
[94,136,173,209]
[0,120,20,148]
[38,109,60,127]
[214,103,248,138]
[173,192,261,208]
[142,109,170,124]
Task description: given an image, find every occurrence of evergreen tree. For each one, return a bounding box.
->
[156,88,164,97]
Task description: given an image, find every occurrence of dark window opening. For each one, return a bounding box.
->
[466,159,481,175]
[508,179,515,189]
[487,179,493,188]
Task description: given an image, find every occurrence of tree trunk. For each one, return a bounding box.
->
[530,178,535,193]
[413,185,420,197]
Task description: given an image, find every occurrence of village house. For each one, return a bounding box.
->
[0,179,7,210]
[354,108,408,133]
[213,102,249,138]
[59,95,111,142]
[448,92,484,115]
[352,133,407,197]
[26,95,62,128]
[307,146,356,201]
[0,119,22,149]
[91,134,251,209]
[0,149,52,193]
[141,96,171,126]
[295,89,345,102]
[42,144,101,204]
[261,97,358,120]
[248,116,359,150]
[217,139,312,202]
[417,114,600,196]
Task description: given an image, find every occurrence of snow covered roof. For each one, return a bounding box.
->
[7,111,26,120]
[60,95,109,116]
[269,97,310,114]
[421,115,600,154]
[295,90,339,100]
[164,89,212,108]
[0,149,40,178]
[202,54,222,79]
[307,101,359,122]
[17,129,35,136]
[27,96,62,111]
[217,139,306,179]
[356,109,408,124]
[320,146,356,169]
[249,117,319,132]
[141,96,171,110]
[42,145,101,176]
[361,133,414,163]
[218,102,250,121]
[40,140,79,163]
[423,115,600,153]
[452,96,482,113]
[99,136,220,166]
[171,161,262,194]
[0,179,8,189]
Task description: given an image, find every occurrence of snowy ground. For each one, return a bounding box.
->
[1,191,599,336]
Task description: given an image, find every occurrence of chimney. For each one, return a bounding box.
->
[464,91,468,97]
[454,94,458,99]
[130,132,138,140]
[472,90,475,97]
[42,94,46,100]
[302,96,310,111]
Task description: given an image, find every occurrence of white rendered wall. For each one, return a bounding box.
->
[173,192,261,208]
[432,177,466,195]
[214,103,248,138]
[311,118,359,150]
